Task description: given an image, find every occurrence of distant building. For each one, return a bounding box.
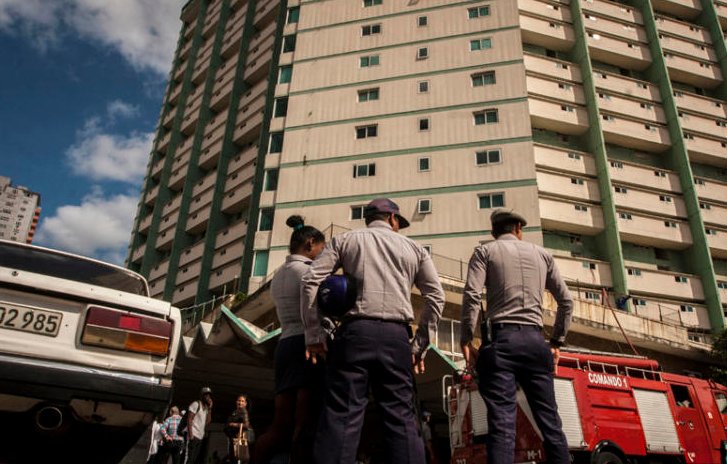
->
[128,0,727,346]
[0,176,41,244]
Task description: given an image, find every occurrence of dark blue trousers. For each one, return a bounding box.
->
[476,325,569,464]
[313,319,425,464]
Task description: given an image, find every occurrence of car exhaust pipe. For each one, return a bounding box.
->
[35,406,65,431]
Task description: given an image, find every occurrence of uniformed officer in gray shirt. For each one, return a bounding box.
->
[460,209,573,464]
[301,198,445,464]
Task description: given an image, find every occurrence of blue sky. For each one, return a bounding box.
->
[0,0,184,264]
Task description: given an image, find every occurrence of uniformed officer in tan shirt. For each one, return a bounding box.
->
[301,198,445,464]
[460,209,573,464]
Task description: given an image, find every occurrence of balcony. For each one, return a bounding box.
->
[212,239,245,269]
[539,197,605,235]
[162,194,183,217]
[597,94,665,124]
[172,280,199,306]
[162,106,176,129]
[665,54,722,88]
[627,267,704,301]
[608,161,681,193]
[156,131,172,154]
[582,0,643,24]
[520,14,575,51]
[254,0,279,28]
[138,213,153,234]
[719,275,727,305]
[180,104,201,136]
[189,188,215,217]
[600,114,670,152]
[617,212,692,249]
[524,54,582,82]
[593,72,660,102]
[696,178,727,204]
[243,54,272,85]
[518,0,573,23]
[707,229,727,259]
[583,13,646,43]
[613,187,686,218]
[202,6,221,38]
[674,91,727,119]
[151,157,165,180]
[199,139,223,169]
[717,1,727,28]
[148,259,171,282]
[659,35,715,62]
[131,243,146,264]
[232,112,264,146]
[192,172,217,197]
[179,240,206,267]
[529,97,589,135]
[201,121,227,152]
[526,75,585,105]
[651,0,701,21]
[168,164,189,192]
[210,77,235,112]
[536,171,600,202]
[209,262,243,292]
[684,133,727,167]
[220,25,244,59]
[155,226,175,251]
[144,184,160,206]
[176,261,203,286]
[534,144,596,176]
[655,15,710,42]
[587,32,651,71]
[216,220,248,248]
[225,166,255,193]
[228,146,258,173]
[221,182,254,213]
[679,112,727,139]
[553,256,613,289]
[191,53,211,84]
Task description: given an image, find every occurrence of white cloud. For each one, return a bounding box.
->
[66,126,153,184]
[107,100,140,121]
[35,189,138,265]
[0,0,184,75]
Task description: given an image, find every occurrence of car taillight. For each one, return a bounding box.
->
[82,306,172,356]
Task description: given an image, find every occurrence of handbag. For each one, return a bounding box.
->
[233,424,250,462]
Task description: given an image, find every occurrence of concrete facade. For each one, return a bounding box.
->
[129,0,727,351]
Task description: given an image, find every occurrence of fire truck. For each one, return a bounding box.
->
[445,349,727,464]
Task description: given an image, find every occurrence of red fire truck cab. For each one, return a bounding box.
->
[446,350,727,464]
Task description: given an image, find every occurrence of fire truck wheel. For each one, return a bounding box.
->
[593,450,624,464]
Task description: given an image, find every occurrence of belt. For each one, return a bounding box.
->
[491,323,541,332]
[343,316,409,326]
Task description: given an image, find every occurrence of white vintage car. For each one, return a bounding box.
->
[0,240,181,463]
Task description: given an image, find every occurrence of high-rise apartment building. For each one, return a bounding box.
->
[0,176,41,244]
[129,0,727,342]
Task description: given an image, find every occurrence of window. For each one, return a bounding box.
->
[675,275,688,283]
[418,199,432,214]
[282,35,297,53]
[476,149,501,165]
[706,228,718,236]
[269,132,284,153]
[274,97,288,117]
[584,291,600,301]
[287,6,300,23]
[279,66,293,84]
[615,186,628,193]
[664,221,677,228]
[478,193,504,209]
[575,204,588,212]
[679,304,694,312]
[418,15,428,26]
[562,105,574,112]
[360,55,380,67]
[619,212,632,220]
[571,178,584,185]
[684,132,694,140]
[644,124,655,131]
[253,250,269,277]
[568,152,581,160]
[472,71,496,86]
[419,157,431,172]
[654,170,666,177]
[582,262,596,270]
[353,163,376,178]
[633,298,646,306]
[700,202,712,210]
[717,121,727,128]
[694,177,705,185]
[671,384,694,407]
[417,47,429,59]
[602,114,615,122]
[356,124,378,139]
[627,268,642,276]
[418,81,429,93]
[264,169,279,191]
[610,161,623,168]
[470,38,492,51]
[640,102,653,110]
[419,117,430,131]
[362,24,382,36]
[474,109,498,125]
[468,5,490,18]
[558,83,572,90]
[718,281,727,290]
[714,392,727,414]
[358,88,380,102]
[659,195,672,203]
[363,0,382,5]
[258,208,274,231]
[351,205,365,220]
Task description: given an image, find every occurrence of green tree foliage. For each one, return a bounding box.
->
[711,329,727,384]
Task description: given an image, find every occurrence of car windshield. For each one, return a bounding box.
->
[0,242,147,296]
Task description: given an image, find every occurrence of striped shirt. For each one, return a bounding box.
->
[270,254,312,339]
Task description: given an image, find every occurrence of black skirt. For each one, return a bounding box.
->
[274,334,325,394]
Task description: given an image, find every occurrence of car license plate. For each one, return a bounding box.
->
[0,303,63,337]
